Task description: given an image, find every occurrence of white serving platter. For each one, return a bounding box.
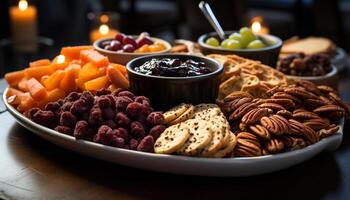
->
[3,88,344,177]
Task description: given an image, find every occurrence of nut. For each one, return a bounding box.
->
[229,102,257,121]
[258,102,285,111]
[256,98,295,110]
[241,108,272,125]
[260,116,282,135]
[313,105,345,114]
[249,124,271,140]
[292,111,320,120]
[284,87,319,100]
[234,132,262,157]
[276,110,293,118]
[265,138,285,154]
[318,125,340,139]
[272,92,301,104]
[303,118,330,131]
[317,85,335,94]
[223,91,253,103]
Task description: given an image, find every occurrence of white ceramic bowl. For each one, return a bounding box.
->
[331,47,347,71]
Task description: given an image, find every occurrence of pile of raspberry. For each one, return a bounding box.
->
[27,89,166,152]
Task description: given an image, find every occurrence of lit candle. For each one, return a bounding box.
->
[10,0,38,53]
[90,24,118,43]
[251,17,269,35]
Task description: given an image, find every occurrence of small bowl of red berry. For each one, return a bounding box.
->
[94,32,172,65]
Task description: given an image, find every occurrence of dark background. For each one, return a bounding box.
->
[1,0,350,75]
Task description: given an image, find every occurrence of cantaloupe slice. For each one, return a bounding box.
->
[26,78,48,101]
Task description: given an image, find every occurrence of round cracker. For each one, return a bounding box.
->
[168,105,195,126]
[164,103,192,124]
[213,132,237,158]
[154,123,190,154]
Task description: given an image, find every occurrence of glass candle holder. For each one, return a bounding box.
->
[88,12,120,44]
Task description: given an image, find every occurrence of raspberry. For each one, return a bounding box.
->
[126,102,143,117]
[88,106,103,125]
[32,110,55,126]
[60,111,77,127]
[118,91,135,100]
[114,127,129,141]
[97,96,111,109]
[93,125,114,145]
[80,91,95,106]
[65,92,80,102]
[74,120,90,140]
[129,138,139,150]
[103,107,115,120]
[105,94,116,108]
[70,99,90,115]
[61,102,73,112]
[96,88,111,96]
[130,121,146,138]
[111,137,125,148]
[146,112,165,126]
[134,96,150,105]
[102,119,117,129]
[137,136,154,152]
[45,102,61,112]
[55,125,73,135]
[115,96,133,111]
[115,112,130,127]
[149,125,166,140]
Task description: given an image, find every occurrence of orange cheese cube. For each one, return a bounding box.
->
[26,78,47,101]
[80,49,109,67]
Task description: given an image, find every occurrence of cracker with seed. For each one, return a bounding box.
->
[164,103,192,124]
[154,123,190,154]
[213,131,237,158]
[177,122,213,156]
[168,105,195,125]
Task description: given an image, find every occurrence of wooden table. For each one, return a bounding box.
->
[1,65,350,200]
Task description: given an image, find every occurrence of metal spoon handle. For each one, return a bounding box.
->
[199,1,225,40]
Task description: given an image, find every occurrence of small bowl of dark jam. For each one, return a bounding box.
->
[126,54,223,110]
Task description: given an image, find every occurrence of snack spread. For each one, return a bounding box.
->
[27,89,165,152]
[99,32,166,53]
[134,58,212,77]
[208,54,288,99]
[205,27,267,49]
[5,47,129,113]
[277,53,332,76]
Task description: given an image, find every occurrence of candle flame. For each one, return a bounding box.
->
[99,24,109,35]
[18,0,28,11]
[100,15,109,23]
[251,21,261,33]
[57,55,65,64]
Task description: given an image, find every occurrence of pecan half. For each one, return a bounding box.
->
[292,111,320,120]
[276,110,293,118]
[313,105,345,114]
[281,136,306,151]
[296,80,321,95]
[256,98,295,110]
[265,138,285,154]
[303,118,330,131]
[328,92,350,114]
[223,91,253,102]
[320,96,333,104]
[234,132,262,157]
[305,98,328,109]
[271,114,291,134]
[249,124,271,140]
[317,85,335,94]
[258,102,285,111]
[272,92,301,104]
[318,125,340,139]
[284,87,319,100]
[229,102,257,121]
[241,108,272,125]
[260,116,283,135]
[289,119,318,144]
[266,85,284,97]
[303,125,319,144]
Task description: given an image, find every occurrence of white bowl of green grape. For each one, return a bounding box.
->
[198,27,283,67]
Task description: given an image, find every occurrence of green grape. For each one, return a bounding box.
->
[205,37,219,47]
[239,27,257,48]
[228,33,243,43]
[222,39,241,49]
[247,40,266,49]
[220,39,230,48]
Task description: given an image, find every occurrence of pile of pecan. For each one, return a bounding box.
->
[218,80,349,157]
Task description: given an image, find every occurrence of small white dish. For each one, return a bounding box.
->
[3,88,344,177]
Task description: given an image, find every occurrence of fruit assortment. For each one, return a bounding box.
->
[205,27,267,49]
[134,58,211,77]
[277,53,332,76]
[5,46,129,113]
[217,80,348,156]
[99,32,167,53]
[27,89,165,152]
